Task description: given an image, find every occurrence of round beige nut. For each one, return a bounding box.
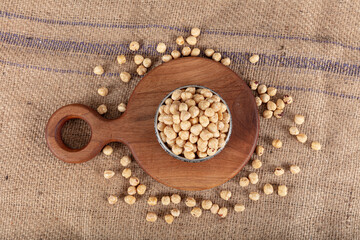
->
[208,138,219,149]
[191,207,202,217]
[143,58,152,68]
[278,185,288,197]
[189,124,202,136]
[156,42,166,53]
[129,176,140,186]
[164,214,174,224]
[180,111,191,121]
[137,65,147,76]
[218,207,228,218]
[290,165,301,174]
[124,195,136,205]
[117,103,126,113]
[249,192,260,201]
[122,168,131,178]
[276,99,285,110]
[176,36,185,45]
[97,104,107,115]
[274,167,285,176]
[164,126,177,140]
[161,196,171,205]
[256,145,264,156]
[260,93,270,103]
[186,99,196,107]
[212,52,221,61]
[189,106,200,118]
[102,145,113,155]
[220,190,231,200]
[267,101,277,111]
[162,54,172,62]
[146,212,157,222]
[210,204,219,214]
[207,123,218,133]
[184,151,195,160]
[249,80,259,90]
[182,47,191,56]
[272,139,283,148]
[267,87,277,96]
[199,116,210,127]
[221,57,231,66]
[191,27,201,37]
[117,55,126,64]
[274,109,284,119]
[283,95,293,104]
[181,92,193,101]
[120,156,131,167]
[93,65,104,75]
[129,41,140,51]
[255,97,262,107]
[248,172,259,184]
[191,48,201,56]
[108,195,118,204]
[296,133,307,143]
[185,197,196,207]
[134,54,144,65]
[201,200,213,210]
[120,71,131,83]
[263,183,274,195]
[97,87,108,96]
[252,159,262,169]
[104,170,115,179]
[171,89,182,100]
[311,141,322,150]
[200,130,213,141]
[197,151,208,158]
[239,177,250,187]
[171,50,181,59]
[289,126,300,136]
[171,194,181,204]
[257,84,267,94]
[249,54,260,64]
[147,197,157,206]
[234,204,245,212]
[186,36,197,45]
[294,114,305,125]
[204,108,215,117]
[170,208,180,217]
[127,186,136,195]
[263,110,273,119]
[204,49,215,57]
[136,184,147,195]
[178,103,188,112]
[172,145,183,155]
[179,130,190,140]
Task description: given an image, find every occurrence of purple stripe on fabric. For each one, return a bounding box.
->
[1,59,359,101]
[1,31,360,78]
[1,10,360,51]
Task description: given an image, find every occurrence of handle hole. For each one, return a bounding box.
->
[61,119,91,149]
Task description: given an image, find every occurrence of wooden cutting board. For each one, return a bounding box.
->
[45,57,259,191]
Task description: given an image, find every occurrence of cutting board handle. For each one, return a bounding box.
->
[45,104,114,163]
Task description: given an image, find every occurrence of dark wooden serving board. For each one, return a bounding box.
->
[45,57,259,191]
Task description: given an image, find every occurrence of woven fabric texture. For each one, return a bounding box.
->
[0,0,359,239]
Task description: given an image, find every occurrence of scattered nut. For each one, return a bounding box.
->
[239,177,250,187]
[146,212,157,222]
[162,54,172,62]
[290,165,301,174]
[274,109,284,118]
[191,27,201,37]
[124,195,136,205]
[201,200,213,210]
[120,156,131,167]
[257,84,267,94]
[220,190,231,200]
[260,93,270,103]
[294,114,305,125]
[283,95,293,104]
[156,42,166,53]
[267,101,277,111]
[248,172,259,184]
[276,99,285,110]
[136,184,147,195]
[311,141,322,150]
[137,65,147,76]
[274,167,285,176]
[171,194,181,204]
[272,139,283,148]
[218,207,228,218]
[210,204,220,214]
[108,195,118,204]
[170,208,180,217]
[186,36,197,45]
[129,41,140,51]
[118,103,126,112]
[204,49,215,57]
[221,57,231,66]
[252,159,262,169]
[255,97,262,106]
[263,183,274,195]
[256,145,264,156]
[249,192,260,201]
[278,185,288,197]
[267,87,277,96]
[164,214,174,224]
[289,126,300,136]
[97,87,108,96]
[182,47,191,56]
[143,58,152,68]
[191,48,201,56]
[171,50,181,59]
[249,80,259,90]
[120,71,131,83]
[122,168,131,178]
[234,204,245,212]
[296,133,308,143]
[104,170,115,179]
[93,65,104,75]
[117,55,126,64]
[147,197,158,206]
[102,145,113,155]
[97,104,107,115]
[176,36,185,45]
[191,207,202,217]
[134,54,144,65]
[185,197,196,207]
[212,52,221,61]
[129,176,140,186]
[127,186,136,195]
[161,196,171,205]
[249,54,260,64]
[263,110,273,119]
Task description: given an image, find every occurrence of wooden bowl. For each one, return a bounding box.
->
[45,57,259,191]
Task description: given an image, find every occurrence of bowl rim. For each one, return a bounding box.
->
[154,85,233,163]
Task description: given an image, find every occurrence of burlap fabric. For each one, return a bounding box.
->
[1,0,359,239]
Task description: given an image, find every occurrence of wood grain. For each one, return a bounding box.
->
[46,57,259,191]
